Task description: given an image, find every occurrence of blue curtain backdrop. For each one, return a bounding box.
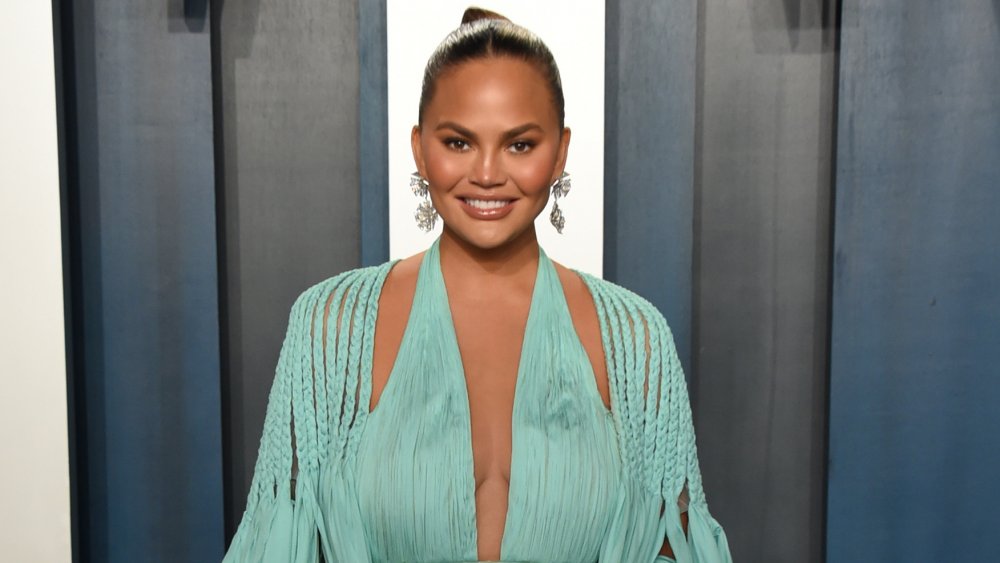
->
[57,1,999,561]
[61,1,224,561]
[827,1,1000,561]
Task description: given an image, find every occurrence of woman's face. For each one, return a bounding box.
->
[412,56,570,251]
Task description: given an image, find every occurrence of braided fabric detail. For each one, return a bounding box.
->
[577,272,708,514]
[227,258,731,562]
[236,263,394,524]
[346,265,389,455]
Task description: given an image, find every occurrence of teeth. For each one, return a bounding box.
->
[464,198,511,210]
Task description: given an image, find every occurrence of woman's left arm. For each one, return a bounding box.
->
[658,508,689,558]
[580,274,732,563]
[644,308,732,563]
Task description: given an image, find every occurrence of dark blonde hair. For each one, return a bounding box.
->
[418,7,566,128]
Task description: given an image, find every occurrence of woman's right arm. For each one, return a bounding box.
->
[223,265,391,563]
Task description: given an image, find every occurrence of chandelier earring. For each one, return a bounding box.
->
[548,172,571,234]
[410,172,438,232]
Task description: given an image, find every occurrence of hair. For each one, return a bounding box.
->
[417,7,565,128]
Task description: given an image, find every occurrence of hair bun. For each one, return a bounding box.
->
[461,6,510,25]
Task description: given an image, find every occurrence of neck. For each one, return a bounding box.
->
[437,226,540,286]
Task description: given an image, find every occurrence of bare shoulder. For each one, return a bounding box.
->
[370,251,424,411]
[552,261,611,410]
[380,251,424,304]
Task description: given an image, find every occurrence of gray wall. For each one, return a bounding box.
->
[692,2,835,562]
[608,1,836,561]
[216,0,362,532]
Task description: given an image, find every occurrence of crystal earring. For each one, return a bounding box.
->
[549,172,571,234]
[410,172,437,232]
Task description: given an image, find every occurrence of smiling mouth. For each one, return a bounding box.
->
[461,197,514,209]
[459,197,516,219]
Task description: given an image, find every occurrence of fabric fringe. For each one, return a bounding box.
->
[579,271,733,563]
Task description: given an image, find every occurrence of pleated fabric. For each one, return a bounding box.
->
[223,236,733,563]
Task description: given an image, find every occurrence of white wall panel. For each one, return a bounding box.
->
[387,0,604,275]
[0,3,73,561]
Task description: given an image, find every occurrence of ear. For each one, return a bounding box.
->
[411,125,427,177]
[553,127,572,181]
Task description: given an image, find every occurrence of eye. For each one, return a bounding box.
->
[509,140,534,154]
[444,138,471,152]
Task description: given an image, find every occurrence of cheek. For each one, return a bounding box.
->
[422,144,466,185]
[508,155,556,195]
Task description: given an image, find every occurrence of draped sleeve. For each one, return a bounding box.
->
[222,264,393,563]
[579,274,733,563]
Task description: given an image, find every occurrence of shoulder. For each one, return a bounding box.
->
[376,251,424,309]
[561,269,684,407]
[283,260,400,332]
[305,260,395,298]
[551,264,682,408]
[569,270,677,344]
[552,262,611,409]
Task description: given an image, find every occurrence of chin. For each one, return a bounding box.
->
[444,221,531,252]
[456,230,515,251]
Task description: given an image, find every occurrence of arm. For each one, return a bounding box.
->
[658,485,690,558]
[580,274,732,563]
[223,278,340,562]
[224,266,389,563]
[644,308,731,563]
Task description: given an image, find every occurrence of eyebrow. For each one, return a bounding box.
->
[434,121,543,140]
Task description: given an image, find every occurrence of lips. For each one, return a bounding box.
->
[458,196,516,220]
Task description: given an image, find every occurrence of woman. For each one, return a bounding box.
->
[223,8,732,563]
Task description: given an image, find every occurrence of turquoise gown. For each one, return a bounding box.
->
[223,237,732,563]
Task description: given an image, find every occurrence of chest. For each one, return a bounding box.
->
[354,245,622,562]
[449,296,532,483]
[355,295,621,563]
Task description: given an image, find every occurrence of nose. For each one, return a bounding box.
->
[469,149,506,188]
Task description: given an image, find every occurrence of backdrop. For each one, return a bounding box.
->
[0,2,72,561]
[52,1,1000,562]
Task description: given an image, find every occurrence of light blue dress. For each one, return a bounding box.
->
[223,238,732,563]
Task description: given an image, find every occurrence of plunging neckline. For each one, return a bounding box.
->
[368,238,546,560]
[435,240,544,561]
[364,237,614,562]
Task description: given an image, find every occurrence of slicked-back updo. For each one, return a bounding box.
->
[418,7,566,129]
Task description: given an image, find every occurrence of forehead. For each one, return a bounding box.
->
[425,57,559,129]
